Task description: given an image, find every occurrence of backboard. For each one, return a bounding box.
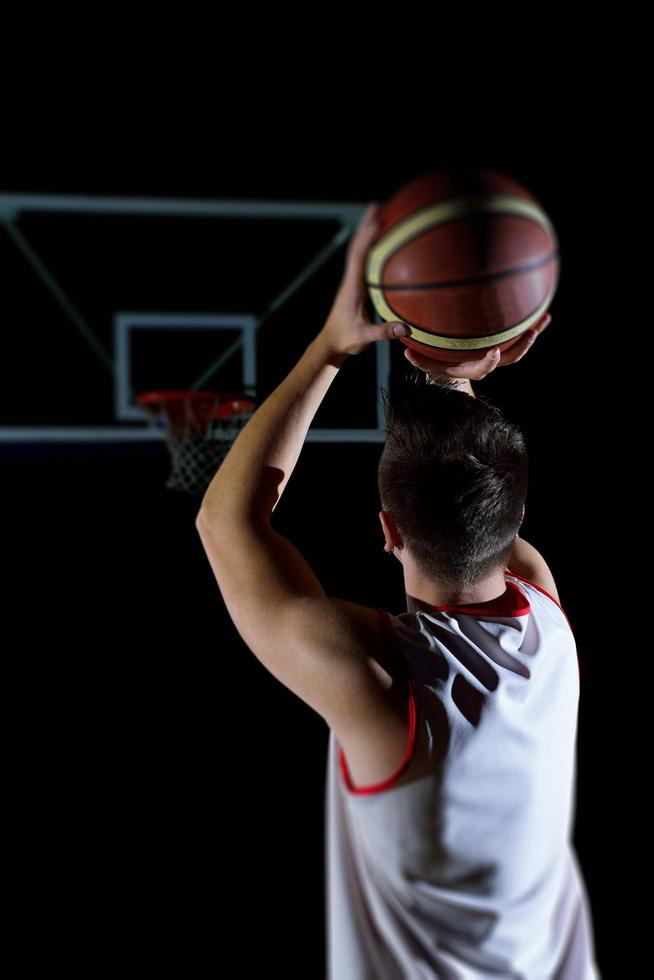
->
[0,194,392,445]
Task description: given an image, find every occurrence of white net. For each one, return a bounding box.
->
[137,391,256,494]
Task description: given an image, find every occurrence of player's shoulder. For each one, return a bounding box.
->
[505,567,573,633]
[298,596,406,689]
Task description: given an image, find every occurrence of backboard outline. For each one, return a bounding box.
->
[0,192,391,444]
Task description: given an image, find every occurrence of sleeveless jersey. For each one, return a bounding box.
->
[324,568,600,979]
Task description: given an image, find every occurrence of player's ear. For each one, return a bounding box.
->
[379,510,393,542]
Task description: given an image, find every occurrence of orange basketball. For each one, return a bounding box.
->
[365,169,560,364]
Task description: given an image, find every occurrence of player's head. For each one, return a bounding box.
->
[377,377,528,593]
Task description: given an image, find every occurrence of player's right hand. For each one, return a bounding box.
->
[404,313,553,382]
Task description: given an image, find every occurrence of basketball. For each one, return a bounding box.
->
[365,169,560,364]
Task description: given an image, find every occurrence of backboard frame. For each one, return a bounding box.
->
[0,193,391,444]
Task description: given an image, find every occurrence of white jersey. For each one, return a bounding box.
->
[325,568,600,979]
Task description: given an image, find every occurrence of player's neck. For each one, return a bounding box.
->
[404,568,508,609]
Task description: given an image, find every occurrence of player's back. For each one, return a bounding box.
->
[325,569,600,979]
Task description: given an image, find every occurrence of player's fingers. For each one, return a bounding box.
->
[494,314,553,366]
[494,335,533,366]
[405,347,494,381]
[523,312,552,345]
[447,347,504,378]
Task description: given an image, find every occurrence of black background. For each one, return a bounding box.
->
[4,112,631,978]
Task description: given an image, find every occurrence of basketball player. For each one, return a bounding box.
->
[196,203,600,978]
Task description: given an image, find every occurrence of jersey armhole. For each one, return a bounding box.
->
[336,608,418,796]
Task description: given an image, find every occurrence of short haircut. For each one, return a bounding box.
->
[378,374,529,592]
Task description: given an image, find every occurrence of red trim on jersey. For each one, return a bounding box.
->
[504,567,569,625]
[338,608,418,796]
[429,578,531,618]
[505,567,581,685]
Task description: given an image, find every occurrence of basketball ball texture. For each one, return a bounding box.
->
[365,169,560,364]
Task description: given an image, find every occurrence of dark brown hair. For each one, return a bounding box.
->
[378,374,528,591]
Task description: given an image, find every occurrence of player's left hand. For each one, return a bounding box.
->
[317,201,410,358]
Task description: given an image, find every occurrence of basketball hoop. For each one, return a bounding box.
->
[136,389,257,494]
